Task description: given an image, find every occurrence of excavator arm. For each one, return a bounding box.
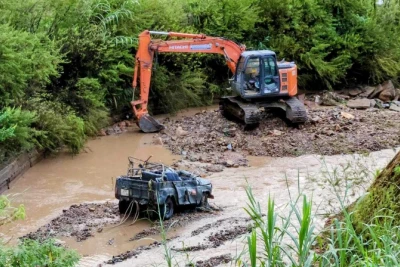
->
[131,30,246,132]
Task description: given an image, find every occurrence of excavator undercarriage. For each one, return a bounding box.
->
[219,96,307,126]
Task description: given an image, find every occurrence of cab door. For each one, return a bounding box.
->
[173,180,198,205]
[261,56,280,94]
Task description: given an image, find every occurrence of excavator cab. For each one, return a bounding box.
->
[231,51,281,98]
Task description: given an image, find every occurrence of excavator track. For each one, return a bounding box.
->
[284,97,308,123]
[219,96,261,125]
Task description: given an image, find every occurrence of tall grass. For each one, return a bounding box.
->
[239,176,400,266]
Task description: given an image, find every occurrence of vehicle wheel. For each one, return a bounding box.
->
[199,193,209,209]
[159,197,174,220]
[119,200,130,214]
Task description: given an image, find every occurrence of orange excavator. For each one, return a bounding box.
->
[131,30,307,133]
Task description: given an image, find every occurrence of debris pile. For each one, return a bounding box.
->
[307,80,400,111]
[157,106,400,159]
[98,120,133,136]
[23,202,120,242]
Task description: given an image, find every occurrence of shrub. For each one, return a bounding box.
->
[0,239,80,267]
[27,96,85,154]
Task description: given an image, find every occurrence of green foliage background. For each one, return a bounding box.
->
[1,0,400,162]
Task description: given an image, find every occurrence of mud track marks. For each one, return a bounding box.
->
[23,202,119,242]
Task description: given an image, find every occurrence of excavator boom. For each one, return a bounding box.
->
[131,30,245,132]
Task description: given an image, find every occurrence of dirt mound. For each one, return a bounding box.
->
[23,202,120,242]
[194,254,232,267]
[158,107,400,158]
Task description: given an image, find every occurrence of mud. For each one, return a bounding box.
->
[191,217,249,237]
[208,224,251,248]
[157,106,400,160]
[129,210,216,241]
[194,254,232,267]
[23,202,120,242]
[105,241,162,264]
[173,217,251,253]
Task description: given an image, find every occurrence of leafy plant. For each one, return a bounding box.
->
[0,238,79,267]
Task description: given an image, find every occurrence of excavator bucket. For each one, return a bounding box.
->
[138,114,165,133]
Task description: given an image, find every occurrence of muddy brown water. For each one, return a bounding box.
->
[0,105,262,260]
[0,125,178,255]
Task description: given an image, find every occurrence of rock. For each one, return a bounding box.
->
[270,129,283,136]
[379,81,396,102]
[310,116,321,123]
[394,89,400,101]
[154,137,163,145]
[124,120,133,127]
[304,100,317,108]
[370,99,376,108]
[205,164,224,172]
[335,124,342,131]
[176,126,189,137]
[347,98,371,109]
[369,84,384,99]
[315,95,322,105]
[360,86,376,98]
[340,111,355,120]
[389,103,400,112]
[225,160,234,167]
[105,126,121,135]
[224,127,237,137]
[89,207,95,212]
[392,101,400,106]
[321,92,342,106]
[374,99,384,109]
[297,94,305,103]
[118,121,126,128]
[98,129,107,136]
[337,94,350,100]
[227,143,232,150]
[348,88,362,97]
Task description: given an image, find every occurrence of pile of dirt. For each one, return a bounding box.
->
[23,202,120,242]
[157,106,400,159]
[194,254,232,267]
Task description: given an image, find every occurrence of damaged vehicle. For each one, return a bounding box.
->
[115,157,214,220]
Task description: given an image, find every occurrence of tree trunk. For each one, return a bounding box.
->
[353,150,400,227]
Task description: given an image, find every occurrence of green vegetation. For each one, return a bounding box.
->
[0,195,25,226]
[0,196,79,267]
[0,239,79,267]
[238,185,400,266]
[1,0,400,161]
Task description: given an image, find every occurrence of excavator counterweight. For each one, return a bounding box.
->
[131,30,307,132]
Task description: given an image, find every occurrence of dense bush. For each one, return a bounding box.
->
[1,0,400,162]
[0,108,39,163]
[0,196,79,267]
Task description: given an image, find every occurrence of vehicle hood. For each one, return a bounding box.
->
[196,177,212,187]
